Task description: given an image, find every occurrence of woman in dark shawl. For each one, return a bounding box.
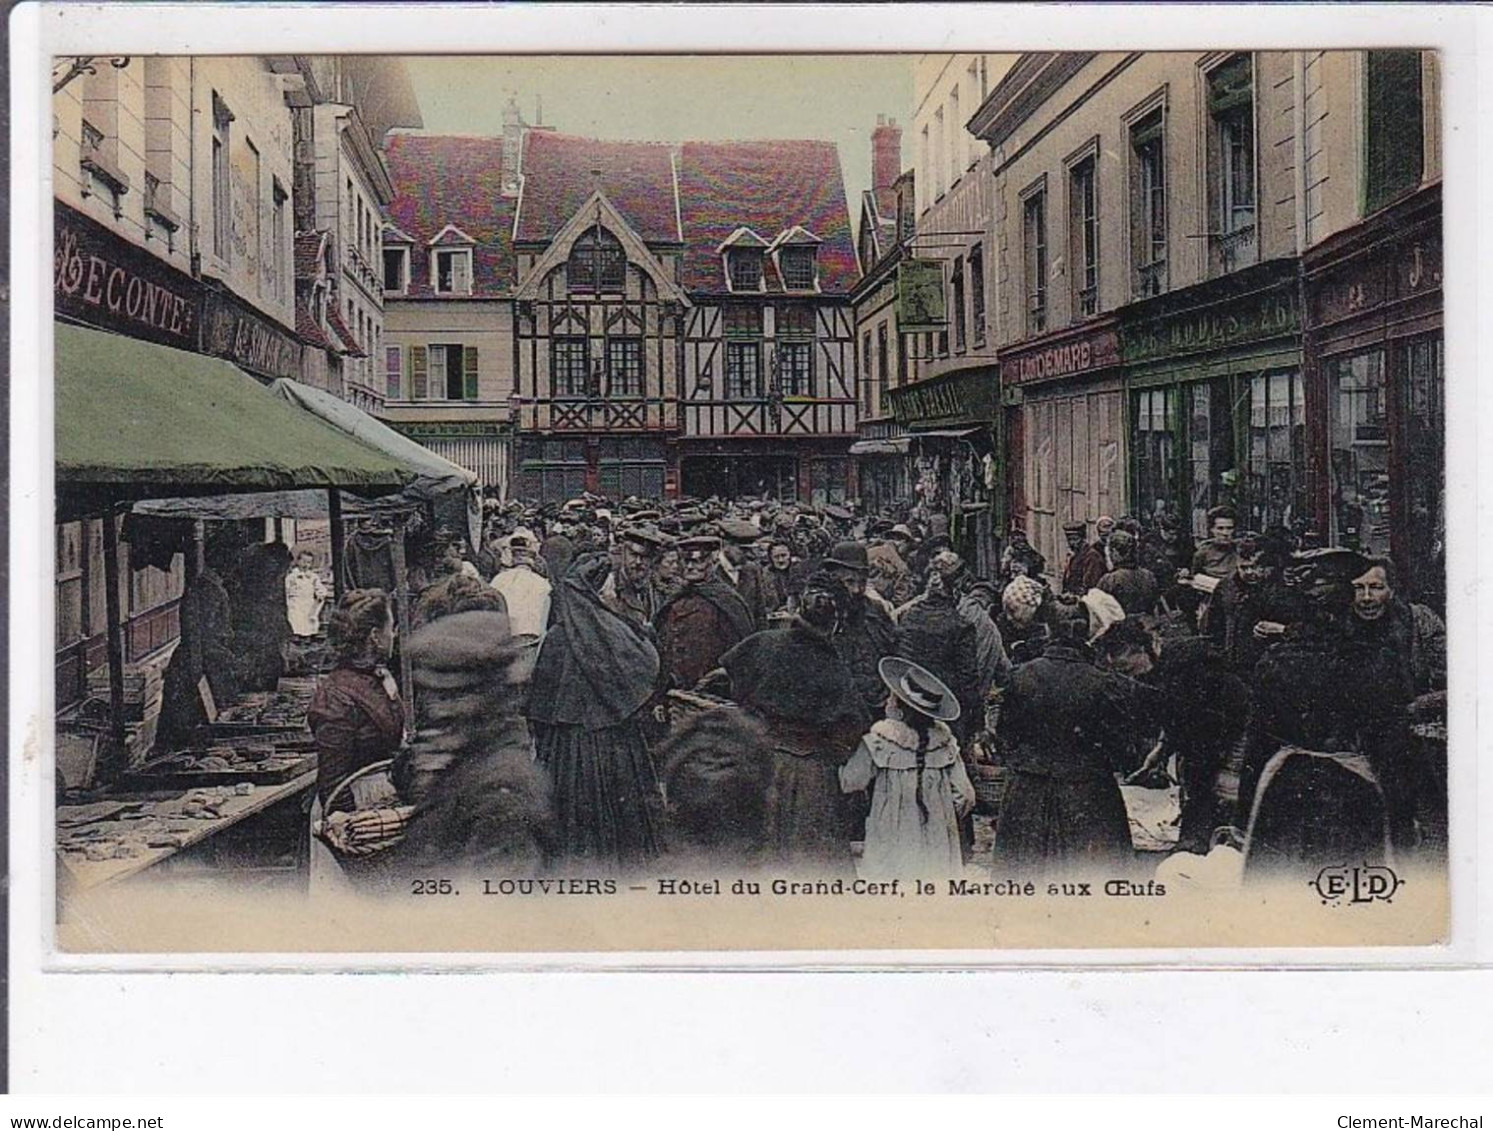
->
[526,551,663,872]
[719,570,870,875]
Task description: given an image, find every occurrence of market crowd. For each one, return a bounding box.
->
[296,491,1447,891]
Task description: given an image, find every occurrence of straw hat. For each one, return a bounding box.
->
[877,656,961,722]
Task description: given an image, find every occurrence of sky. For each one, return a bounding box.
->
[403,55,915,216]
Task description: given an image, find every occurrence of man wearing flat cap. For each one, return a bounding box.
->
[601,524,669,628]
[1061,519,1108,595]
[716,517,770,630]
[652,535,756,692]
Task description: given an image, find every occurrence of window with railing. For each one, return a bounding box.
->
[951,255,967,351]
[1130,108,1168,298]
[969,244,986,346]
[1023,188,1048,335]
[1069,154,1099,319]
[1207,54,1257,275]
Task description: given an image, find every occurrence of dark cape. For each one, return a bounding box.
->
[722,619,870,873]
[652,578,756,689]
[526,552,663,871]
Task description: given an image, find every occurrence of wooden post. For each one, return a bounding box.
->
[100,502,128,751]
[389,515,415,731]
[328,489,346,602]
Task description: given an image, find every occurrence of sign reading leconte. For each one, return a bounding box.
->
[54,202,201,350]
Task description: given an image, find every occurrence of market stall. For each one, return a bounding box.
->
[54,322,422,891]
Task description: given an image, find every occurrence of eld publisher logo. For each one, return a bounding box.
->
[1312,864,1403,906]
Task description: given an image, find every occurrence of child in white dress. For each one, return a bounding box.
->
[840,657,975,881]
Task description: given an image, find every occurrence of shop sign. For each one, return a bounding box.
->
[1121,287,1298,366]
[53,202,201,349]
[388,420,507,439]
[202,289,303,381]
[888,367,997,429]
[1005,327,1119,385]
[896,259,947,331]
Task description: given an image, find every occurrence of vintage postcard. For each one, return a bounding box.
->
[23,12,1474,962]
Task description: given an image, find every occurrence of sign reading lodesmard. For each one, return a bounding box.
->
[54,202,202,350]
[1004,326,1120,385]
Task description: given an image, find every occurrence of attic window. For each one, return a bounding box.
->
[568,225,626,293]
[728,249,764,292]
[433,248,472,295]
[779,246,817,291]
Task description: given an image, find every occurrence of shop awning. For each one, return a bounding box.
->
[848,437,912,456]
[55,323,418,496]
[131,378,483,545]
[912,427,985,440]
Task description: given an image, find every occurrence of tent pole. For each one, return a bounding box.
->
[328,489,346,602]
[389,514,414,731]
[100,500,128,756]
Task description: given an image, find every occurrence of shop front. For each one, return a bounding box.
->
[1119,257,1305,542]
[518,433,670,504]
[53,202,206,711]
[886,365,1001,576]
[1302,182,1442,609]
[388,419,513,497]
[999,318,1124,583]
[676,438,853,506]
[201,283,305,386]
[848,418,911,515]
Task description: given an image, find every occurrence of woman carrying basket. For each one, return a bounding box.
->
[306,589,405,892]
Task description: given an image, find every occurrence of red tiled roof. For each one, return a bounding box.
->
[294,292,334,351]
[514,130,681,245]
[324,304,366,357]
[383,134,516,297]
[678,140,858,295]
[294,230,328,280]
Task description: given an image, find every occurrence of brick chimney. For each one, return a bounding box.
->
[872,114,902,195]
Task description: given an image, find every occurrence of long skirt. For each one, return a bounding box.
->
[1243,747,1391,881]
[765,754,855,877]
[532,719,661,873]
[992,771,1134,874]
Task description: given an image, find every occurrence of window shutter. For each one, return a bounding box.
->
[463,346,480,400]
[410,344,428,401]
[455,251,471,294]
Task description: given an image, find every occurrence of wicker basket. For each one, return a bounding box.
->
[311,758,414,860]
[971,763,1014,816]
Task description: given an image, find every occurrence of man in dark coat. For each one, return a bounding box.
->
[1060,520,1108,596]
[1236,548,1413,873]
[894,570,982,741]
[1140,508,1196,612]
[717,518,771,630]
[1211,530,1303,673]
[601,524,667,629]
[821,541,898,718]
[652,535,756,691]
[1095,529,1160,616]
[721,571,870,873]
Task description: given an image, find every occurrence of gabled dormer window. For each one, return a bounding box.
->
[728,250,764,292]
[719,227,769,294]
[769,226,823,293]
[568,225,626,293]
[428,224,476,295]
[779,247,816,291]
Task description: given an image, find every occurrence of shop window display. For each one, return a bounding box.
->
[1244,370,1307,536]
[1327,350,1391,556]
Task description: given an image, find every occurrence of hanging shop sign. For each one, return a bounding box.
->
[896,259,948,332]
[201,287,304,382]
[888,366,999,429]
[1002,323,1120,386]
[1120,266,1300,367]
[53,202,202,350]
